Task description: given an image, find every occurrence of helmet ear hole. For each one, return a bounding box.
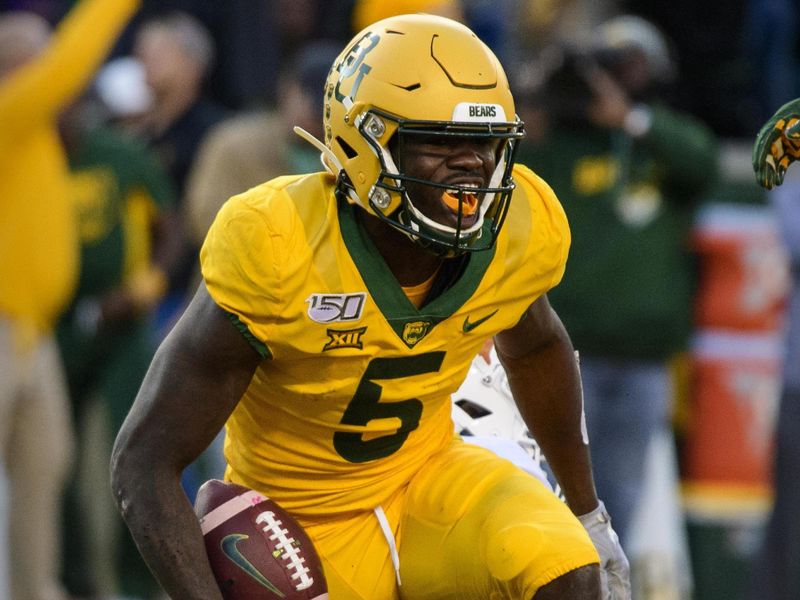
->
[336,136,358,159]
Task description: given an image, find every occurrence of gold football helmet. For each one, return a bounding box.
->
[303,14,523,255]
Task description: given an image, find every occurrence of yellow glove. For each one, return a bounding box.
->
[753,98,800,189]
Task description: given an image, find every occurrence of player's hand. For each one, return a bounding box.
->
[585,64,632,129]
[578,501,631,600]
[753,98,800,189]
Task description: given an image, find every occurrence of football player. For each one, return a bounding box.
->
[753,97,800,189]
[111,14,629,599]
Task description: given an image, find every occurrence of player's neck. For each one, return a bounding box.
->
[360,214,445,287]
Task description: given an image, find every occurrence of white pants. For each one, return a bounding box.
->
[0,317,74,600]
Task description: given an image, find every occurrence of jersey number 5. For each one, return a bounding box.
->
[333,352,445,463]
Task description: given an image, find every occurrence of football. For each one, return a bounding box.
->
[194,479,328,600]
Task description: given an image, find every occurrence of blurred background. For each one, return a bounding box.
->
[0,0,797,599]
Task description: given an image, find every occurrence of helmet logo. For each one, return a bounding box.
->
[334,32,380,110]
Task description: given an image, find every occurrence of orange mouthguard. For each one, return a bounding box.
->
[442,191,478,216]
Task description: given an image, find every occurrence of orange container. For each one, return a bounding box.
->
[683,331,781,491]
[692,203,789,332]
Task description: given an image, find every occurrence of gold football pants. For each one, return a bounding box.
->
[301,438,599,599]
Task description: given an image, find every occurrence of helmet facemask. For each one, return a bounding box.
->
[354,109,523,257]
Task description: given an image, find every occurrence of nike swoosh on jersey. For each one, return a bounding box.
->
[462,309,499,333]
[221,533,286,597]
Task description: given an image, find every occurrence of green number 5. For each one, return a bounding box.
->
[333,352,445,463]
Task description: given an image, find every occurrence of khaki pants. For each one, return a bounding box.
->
[0,317,74,600]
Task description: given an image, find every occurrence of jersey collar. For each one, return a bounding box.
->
[338,199,496,346]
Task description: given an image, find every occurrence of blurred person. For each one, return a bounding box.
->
[516,15,718,547]
[501,2,621,116]
[56,89,181,599]
[111,14,632,600]
[185,40,343,248]
[0,1,141,598]
[125,0,355,110]
[749,98,800,600]
[128,10,227,197]
[126,10,228,333]
[93,55,154,124]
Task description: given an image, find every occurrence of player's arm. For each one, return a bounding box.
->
[110,282,262,600]
[495,294,632,599]
[0,0,140,134]
[493,293,597,514]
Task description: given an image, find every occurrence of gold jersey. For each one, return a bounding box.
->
[200,164,570,519]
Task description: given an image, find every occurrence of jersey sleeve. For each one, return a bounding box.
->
[200,189,287,356]
[512,163,572,292]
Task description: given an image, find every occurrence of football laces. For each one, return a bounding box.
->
[256,510,315,591]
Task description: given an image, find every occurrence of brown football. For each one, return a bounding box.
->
[194,479,328,600]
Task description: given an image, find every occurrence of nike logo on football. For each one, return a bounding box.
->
[462,309,498,333]
[221,534,285,597]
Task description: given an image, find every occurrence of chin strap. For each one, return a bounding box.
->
[293,126,344,176]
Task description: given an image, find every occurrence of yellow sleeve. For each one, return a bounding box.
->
[200,191,285,348]
[0,0,139,139]
[512,163,572,291]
